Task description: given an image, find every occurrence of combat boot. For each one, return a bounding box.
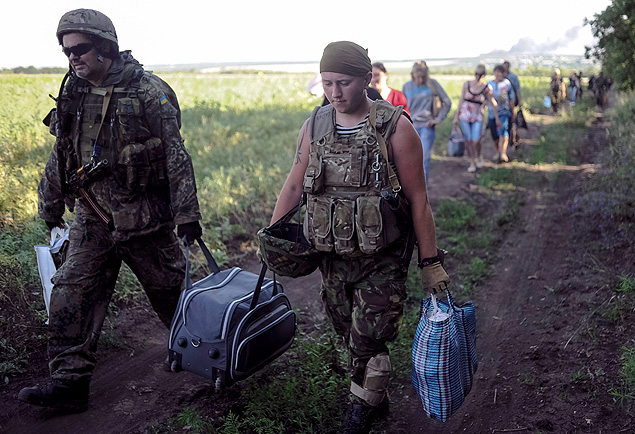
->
[343,396,389,434]
[18,379,89,412]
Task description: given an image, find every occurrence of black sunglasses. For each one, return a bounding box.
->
[62,43,93,57]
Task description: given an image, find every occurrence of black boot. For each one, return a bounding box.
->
[18,379,89,412]
[344,397,389,434]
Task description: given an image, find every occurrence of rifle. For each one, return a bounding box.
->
[68,159,112,228]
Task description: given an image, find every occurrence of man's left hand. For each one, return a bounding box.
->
[427,119,438,127]
[177,221,202,244]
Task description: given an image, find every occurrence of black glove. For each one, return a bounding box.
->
[45,218,65,231]
[177,221,202,244]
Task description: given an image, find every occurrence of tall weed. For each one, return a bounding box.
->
[571,93,635,253]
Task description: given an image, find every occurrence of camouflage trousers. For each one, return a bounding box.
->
[319,245,408,388]
[48,213,185,383]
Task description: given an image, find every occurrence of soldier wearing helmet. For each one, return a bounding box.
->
[265,41,449,433]
[18,9,202,411]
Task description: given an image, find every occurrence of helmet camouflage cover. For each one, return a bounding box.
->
[57,9,118,46]
[257,225,321,278]
[257,201,322,278]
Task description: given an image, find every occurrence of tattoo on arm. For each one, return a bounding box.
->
[295,128,306,164]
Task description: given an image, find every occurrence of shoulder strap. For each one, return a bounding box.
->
[370,102,401,192]
[95,85,114,141]
[309,104,336,143]
[308,105,321,142]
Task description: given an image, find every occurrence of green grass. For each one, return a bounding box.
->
[527,100,596,165]
[477,167,522,190]
[610,346,635,409]
[433,199,499,296]
[519,371,536,386]
[617,275,635,293]
[570,93,635,254]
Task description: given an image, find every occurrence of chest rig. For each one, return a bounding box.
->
[50,64,168,198]
[303,101,408,255]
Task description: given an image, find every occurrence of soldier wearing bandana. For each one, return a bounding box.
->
[18,9,202,412]
[267,41,450,433]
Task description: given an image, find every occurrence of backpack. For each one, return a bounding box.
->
[551,77,561,93]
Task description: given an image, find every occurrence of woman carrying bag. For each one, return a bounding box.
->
[453,64,500,172]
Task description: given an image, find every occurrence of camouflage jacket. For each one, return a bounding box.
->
[38,51,201,241]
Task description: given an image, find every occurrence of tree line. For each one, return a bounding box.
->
[586,0,635,91]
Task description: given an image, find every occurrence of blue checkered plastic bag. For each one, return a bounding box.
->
[411,291,477,422]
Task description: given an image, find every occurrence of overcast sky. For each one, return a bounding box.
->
[1,0,611,69]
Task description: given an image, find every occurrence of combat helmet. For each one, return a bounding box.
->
[257,199,321,278]
[56,9,118,48]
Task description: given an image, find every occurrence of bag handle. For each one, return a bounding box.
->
[183,237,279,310]
[183,236,221,290]
[249,263,280,310]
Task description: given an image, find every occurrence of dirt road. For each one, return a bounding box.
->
[1,109,632,434]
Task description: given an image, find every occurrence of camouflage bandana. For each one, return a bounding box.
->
[320,41,372,77]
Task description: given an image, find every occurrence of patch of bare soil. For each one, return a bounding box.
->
[1,107,632,434]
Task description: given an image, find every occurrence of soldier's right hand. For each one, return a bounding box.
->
[177,221,203,245]
[45,218,65,231]
[420,262,450,295]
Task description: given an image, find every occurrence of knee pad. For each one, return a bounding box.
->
[350,353,391,407]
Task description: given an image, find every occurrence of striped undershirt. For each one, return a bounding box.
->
[336,115,369,137]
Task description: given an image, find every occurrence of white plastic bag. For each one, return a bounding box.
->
[34,226,69,321]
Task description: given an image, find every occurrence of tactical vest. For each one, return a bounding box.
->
[303,100,408,255]
[54,66,171,190]
[42,59,179,234]
[45,61,176,224]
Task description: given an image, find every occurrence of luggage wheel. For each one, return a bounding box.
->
[170,360,181,373]
[214,377,222,393]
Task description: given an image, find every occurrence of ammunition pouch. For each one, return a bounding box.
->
[304,191,412,256]
[118,143,150,191]
[116,97,143,143]
[116,137,168,192]
[304,195,333,252]
[333,199,356,255]
[145,137,168,186]
[110,187,152,232]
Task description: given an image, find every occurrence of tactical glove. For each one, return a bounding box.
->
[420,262,450,295]
[177,221,202,245]
[45,218,65,231]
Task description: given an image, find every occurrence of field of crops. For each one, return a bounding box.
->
[0,71,552,236]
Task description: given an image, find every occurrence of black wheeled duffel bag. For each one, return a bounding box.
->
[168,238,296,390]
